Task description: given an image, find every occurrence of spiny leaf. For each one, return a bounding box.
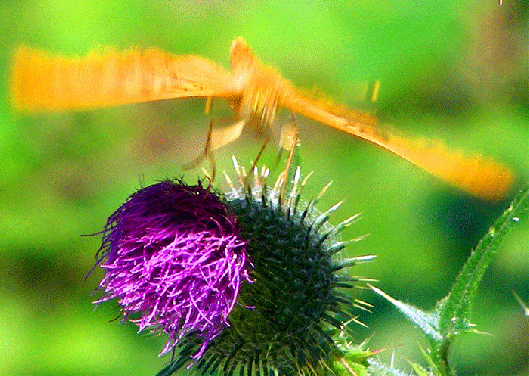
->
[438,185,529,336]
[370,285,442,342]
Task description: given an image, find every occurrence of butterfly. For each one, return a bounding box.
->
[10,37,513,200]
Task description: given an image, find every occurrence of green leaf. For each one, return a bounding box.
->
[154,363,175,376]
[368,359,416,376]
[332,357,370,376]
[438,185,529,336]
[408,361,432,376]
[414,346,442,376]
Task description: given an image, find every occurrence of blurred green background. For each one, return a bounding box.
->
[1,0,528,375]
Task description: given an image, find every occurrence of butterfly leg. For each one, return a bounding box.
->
[276,114,300,200]
[245,132,272,187]
[183,119,247,180]
[182,119,216,179]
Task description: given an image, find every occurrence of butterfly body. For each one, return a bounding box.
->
[228,38,288,131]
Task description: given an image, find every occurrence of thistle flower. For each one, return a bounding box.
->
[93,160,374,376]
[94,180,252,358]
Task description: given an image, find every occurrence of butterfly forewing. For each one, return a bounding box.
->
[10,46,239,111]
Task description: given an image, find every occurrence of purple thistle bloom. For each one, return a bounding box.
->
[94,180,251,359]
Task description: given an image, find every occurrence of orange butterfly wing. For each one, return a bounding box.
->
[10,46,239,112]
[10,40,514,201]
[283,91,513,201]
